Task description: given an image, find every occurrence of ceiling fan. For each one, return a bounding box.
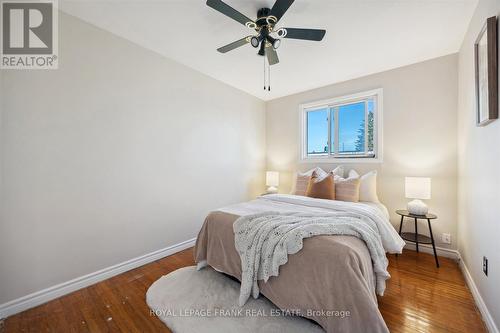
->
[206,0,326,90]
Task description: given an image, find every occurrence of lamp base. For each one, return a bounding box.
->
[407,199,428,215]
[266,186,278,194]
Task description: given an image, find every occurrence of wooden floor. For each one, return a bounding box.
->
[1,249,486,333]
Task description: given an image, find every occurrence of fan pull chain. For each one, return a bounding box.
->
[268,61,271,91]
[263,54,266,90]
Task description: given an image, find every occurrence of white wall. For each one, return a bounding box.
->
[458,0,500,328]
[0,69,3,195]
[266,54,459,250]
[0,12,266,305]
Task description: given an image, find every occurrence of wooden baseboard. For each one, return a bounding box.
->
[403,243,459,259]
[0,238,196,319]
[458,253,499,333]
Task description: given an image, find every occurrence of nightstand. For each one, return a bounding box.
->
[396,210,439,267]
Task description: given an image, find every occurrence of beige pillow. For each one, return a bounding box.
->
[306,171,335,200]
[348,170,379,203]
[293,167,328,196]
[335,176,361,202]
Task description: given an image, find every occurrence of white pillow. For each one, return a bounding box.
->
[348,170,379,203]
[330,166,344,178]
[291,167,328,195]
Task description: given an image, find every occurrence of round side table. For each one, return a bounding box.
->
[396,210,439,268]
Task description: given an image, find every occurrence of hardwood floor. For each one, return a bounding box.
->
[1,249,486,333]
[380,251,486,333]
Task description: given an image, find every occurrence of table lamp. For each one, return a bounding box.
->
[266,171,279,194]
[405,177,431,215]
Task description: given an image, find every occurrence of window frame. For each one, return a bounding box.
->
[299,88,383,163]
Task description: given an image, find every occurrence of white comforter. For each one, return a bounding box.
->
[219,194,405,253]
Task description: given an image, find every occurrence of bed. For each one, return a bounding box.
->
[194,194,405,333]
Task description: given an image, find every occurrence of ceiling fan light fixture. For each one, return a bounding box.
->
[267,36,281,49]
[250,36,260,48]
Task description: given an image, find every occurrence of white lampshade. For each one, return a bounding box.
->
[266,171,279,187]
[405,177,431,200]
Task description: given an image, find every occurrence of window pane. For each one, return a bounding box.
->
[367,99,374,154]
[330,108,335,154]
[307,108,329,156]
[338,102,366,154]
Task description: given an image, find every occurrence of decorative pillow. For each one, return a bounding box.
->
[330,165,344,178]
[306,171,335,200]
[334,176,361,202]
[292,167,328,196]
[349,170,379,203]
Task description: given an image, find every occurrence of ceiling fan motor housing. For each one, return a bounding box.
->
[253,8,276,54]
[256,8,272,27]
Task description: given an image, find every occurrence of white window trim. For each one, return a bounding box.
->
[299,88,383,164]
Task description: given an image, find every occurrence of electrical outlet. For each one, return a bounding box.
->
[483,256,488,276]
[441,233,451,244]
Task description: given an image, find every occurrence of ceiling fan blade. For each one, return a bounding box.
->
[266,45,279,65]
[206,0,255,27]
[269,0,294,23]
[280,28,326,41]
[217,36,251,53]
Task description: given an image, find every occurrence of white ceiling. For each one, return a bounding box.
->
[60,0,477,101]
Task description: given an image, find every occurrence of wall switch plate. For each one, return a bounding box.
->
[483,256,488,276]
[441,233,451,244]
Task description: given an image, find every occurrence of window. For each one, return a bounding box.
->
[301,89,382,162]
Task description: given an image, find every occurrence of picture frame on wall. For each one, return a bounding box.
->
[474,16,498,126]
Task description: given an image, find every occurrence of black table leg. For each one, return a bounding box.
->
[414,218,419,252]
[396,215,404,257]
[428,219,440,268]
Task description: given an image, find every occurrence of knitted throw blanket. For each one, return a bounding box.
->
[233,211,390,306]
